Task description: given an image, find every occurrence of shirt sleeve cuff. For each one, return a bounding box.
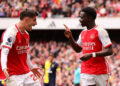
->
[104,43,112,48]
[2,45,11,49]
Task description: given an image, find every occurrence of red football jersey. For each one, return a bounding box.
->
[0,24,30,78]
[77,26,112,74]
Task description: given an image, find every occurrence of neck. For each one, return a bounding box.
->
[87,22,96,30]
[17,21,26,33]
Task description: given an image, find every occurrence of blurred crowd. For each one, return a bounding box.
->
[29,41,77,86]
[0,0,120,18]
[28,41,120,86]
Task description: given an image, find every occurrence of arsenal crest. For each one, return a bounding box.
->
[90,34,95,39]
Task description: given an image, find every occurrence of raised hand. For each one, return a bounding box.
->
[63,24,72,39]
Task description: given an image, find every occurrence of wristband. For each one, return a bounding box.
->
[92,52,96,57]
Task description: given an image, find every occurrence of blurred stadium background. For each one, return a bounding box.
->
[0,0,120,86]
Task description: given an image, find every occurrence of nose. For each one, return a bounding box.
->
[34,21,37,25]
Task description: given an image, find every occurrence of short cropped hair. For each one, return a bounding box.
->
[81,7,97,20]
[20,9,38,20]
[49,52,55,57]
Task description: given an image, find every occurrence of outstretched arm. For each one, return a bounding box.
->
[63,24,82,52]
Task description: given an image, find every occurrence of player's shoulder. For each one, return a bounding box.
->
[80,28,87,35]
[4,25,18,36]
[53,62,58,66]
[81,28,87,32]
[95,26,107,33]
[25,30,29,35]
[45,60,50,65]
[55,62,58,65]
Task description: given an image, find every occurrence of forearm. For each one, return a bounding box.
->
[1,48,9,70]
[94,46,113,57]
[69,36,82,52]
[27,54,34,70]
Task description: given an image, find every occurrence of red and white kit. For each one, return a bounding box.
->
[0,24,41,86]
[1,24,30,75]
[77,26,112,86]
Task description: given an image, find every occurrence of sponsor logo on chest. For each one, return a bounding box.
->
[16,45,29,50]
[16,45,29,54]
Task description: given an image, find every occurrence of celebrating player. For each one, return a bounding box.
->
[0,9,41,86]
[64,7,113,86]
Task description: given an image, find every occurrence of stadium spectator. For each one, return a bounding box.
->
[26,40,120,86]
[0,8,6,17]
[44,52,59,86]
[0,0,120,18]
[74,62,81,86]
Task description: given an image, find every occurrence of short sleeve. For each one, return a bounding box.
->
[98,28,112,48]
[1,28,16,49]
[54,62,58,69]
[77,34,82,46]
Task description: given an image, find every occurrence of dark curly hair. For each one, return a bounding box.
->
[81,7,97,20]
[20,9,38,20]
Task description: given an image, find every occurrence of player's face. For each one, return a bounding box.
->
[49,55,54,62]
[79,12,88,27]
[25,16,37,31]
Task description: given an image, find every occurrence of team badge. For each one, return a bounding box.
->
[26,38,29,43]
[90,34,95,39]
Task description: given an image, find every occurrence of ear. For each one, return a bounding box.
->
[24,17,29,22]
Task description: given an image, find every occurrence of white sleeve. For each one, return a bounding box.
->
[98,28,112,48]
[77,34,82,46]
[1,28,16,49]
[1,48,10,70]
[27,53,34,70]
